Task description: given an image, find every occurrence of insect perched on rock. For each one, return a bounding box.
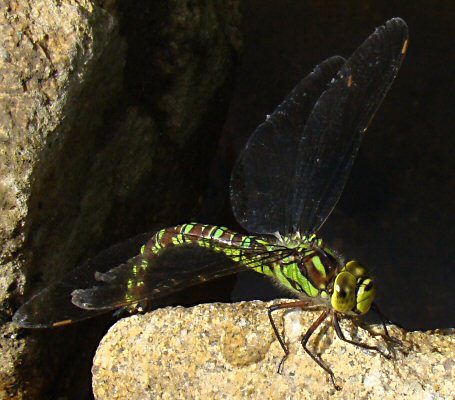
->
[14,18,408,390]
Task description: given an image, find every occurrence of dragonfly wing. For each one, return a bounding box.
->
[71,243,286,310]
[12,278,106,328]
[230,56,346,235]
[13,232,153,328]
[231,18,407,236]
[292,18,408,234]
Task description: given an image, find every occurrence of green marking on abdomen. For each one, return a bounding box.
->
[147,224,322,299]
[148,224,274,272]
[212,226,227,239]
[183,223,195,234]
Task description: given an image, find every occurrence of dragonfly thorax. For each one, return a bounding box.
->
[273,231,318,248]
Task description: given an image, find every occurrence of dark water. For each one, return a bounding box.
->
[200,1,454,331]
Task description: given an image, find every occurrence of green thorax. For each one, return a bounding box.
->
[144,223,342,300]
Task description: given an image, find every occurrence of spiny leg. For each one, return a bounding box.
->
[267,300,312,374]
[301,310,341,390]
[332,312,390,359]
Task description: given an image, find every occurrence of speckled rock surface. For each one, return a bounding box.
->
[93,300,454,399]
[1,0,241,398]
[1,1,125,397]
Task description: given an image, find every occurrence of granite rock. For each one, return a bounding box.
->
[1,0,241,397]
[93,300,454,399]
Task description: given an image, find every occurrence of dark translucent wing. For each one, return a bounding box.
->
[72,246,241,310]
[71,242,289,310]
[12,233,153,328]
[292,18,408,234]
[231,18,408,235]
[231,56,346,235]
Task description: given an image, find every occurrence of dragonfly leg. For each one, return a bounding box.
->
[301,310,341,390]
[370,303,403,352]
[332,312,390,360]
[371,302,390,337]
[267,300,312,374]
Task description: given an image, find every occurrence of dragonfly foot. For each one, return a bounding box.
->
[277,353,289,374]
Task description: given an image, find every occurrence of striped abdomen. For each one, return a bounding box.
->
[144,223,275,273]
[142,223,340,299]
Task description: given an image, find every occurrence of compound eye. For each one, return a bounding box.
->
[331,271,356,312]
[345,260,367,278]
[356,278,376,314]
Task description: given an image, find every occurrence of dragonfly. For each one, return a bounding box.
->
[13,18,408,390]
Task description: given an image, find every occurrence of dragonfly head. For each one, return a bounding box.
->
[331,260,376,315]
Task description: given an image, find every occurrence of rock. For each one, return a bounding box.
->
[92,300,454,399]
[1,0,126,397]
[1,0,241,397]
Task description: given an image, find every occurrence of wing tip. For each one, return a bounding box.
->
[384,17,409,50]
[12,311,46,329]
[11,311,27,327]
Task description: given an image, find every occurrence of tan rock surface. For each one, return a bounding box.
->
[1,1,125,397]
[1,0,241,397]
[93,300,454,399]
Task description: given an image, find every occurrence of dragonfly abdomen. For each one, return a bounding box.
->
[143,223,334,299]
[144,223,298,281]
[146,223,246,252]
[144,223,271,268]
